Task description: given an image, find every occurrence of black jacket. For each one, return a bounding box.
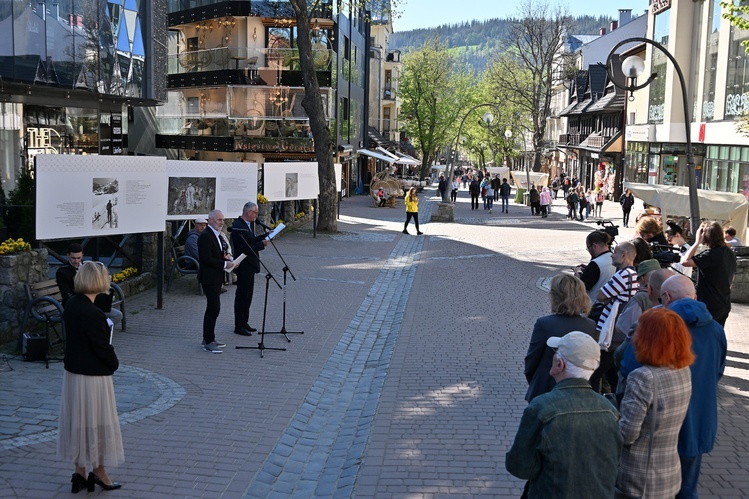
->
[198,227,228,286]
[230,218,266,276]
[63,294,119,376]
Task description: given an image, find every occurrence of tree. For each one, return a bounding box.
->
[488,0,573,171]
[399,36,474,179]
[288,0,337,231]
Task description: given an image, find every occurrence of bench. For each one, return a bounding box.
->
[20,279,127,352]
[167,244,201,294]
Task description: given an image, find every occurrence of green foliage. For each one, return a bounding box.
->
[399,36,476,178]
[7,167,34,243]
[392,15,624,72]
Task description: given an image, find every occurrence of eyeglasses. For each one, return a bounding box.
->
[658,291,668,304]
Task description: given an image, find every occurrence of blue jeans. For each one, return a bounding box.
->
[486,197,493,210]
[676,454,702,499]
[501,196,509,211]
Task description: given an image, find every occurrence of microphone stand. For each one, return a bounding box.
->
[261,224,303,342]
[231,228,284,358]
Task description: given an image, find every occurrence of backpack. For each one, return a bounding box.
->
[597,192,605,203]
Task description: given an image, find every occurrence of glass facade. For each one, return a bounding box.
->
[700,0,722,121]
[725,8,749,118]
[648,9,670,124]
[625,142,649,184]
[0,0,147,98]
[703,145,749,197]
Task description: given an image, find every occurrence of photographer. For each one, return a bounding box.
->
[664,221,691,275]
[634,216,669,245]
[681,221,738,326]
[578,230,616,306]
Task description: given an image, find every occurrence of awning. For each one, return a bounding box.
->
[394,152,420,165]
[602,131,623,154]
[357,149,395,163]
[376,146,399,159]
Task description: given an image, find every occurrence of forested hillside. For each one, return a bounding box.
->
[390,14,637,72]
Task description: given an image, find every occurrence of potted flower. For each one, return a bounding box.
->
[257,193,271,225]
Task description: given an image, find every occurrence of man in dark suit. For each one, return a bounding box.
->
[230,201,269,337]
[198,209,234,353]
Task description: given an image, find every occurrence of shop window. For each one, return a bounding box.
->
[726,11,749,118]
[700,0,722,121]
[648,10,670,124]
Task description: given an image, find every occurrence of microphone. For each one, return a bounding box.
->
[227,227,250,233]
[255,221,272,231]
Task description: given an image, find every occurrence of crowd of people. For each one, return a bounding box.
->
[506,216,737,498]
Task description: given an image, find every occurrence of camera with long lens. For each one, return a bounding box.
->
[597,219,619,240]
[650,243,682,266]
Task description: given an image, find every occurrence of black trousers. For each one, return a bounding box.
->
[201,282,222,344]
[234,272,256,331]
[470,194,479,210]
[404,211,419,230]
[622,208,631,226]
[450,189,457,202]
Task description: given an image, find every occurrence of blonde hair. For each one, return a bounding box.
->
[407,187,417,202]
[635,216,663,239]
[549,273,591,316]
[74,261,111,295]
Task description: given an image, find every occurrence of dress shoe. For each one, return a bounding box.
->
[234,329,252,336]
[90,473,122,491]
[71,473,93,493]
[244,324,257,333]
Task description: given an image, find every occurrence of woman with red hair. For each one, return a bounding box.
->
[616,308,694,499]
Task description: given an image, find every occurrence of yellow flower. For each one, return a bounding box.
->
[257,193,268,204]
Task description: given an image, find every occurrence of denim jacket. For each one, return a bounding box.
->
[506,378,622,498]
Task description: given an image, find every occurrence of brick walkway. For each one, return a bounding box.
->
[1,186,747,497]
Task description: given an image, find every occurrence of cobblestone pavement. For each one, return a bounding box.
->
[1,186,748,497]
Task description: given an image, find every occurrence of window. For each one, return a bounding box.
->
[648,10,670,124]
[725,10,749,118]
[700,0,722,121]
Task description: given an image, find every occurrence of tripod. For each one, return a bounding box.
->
[264,237,303,341]
[229,227,284,358]
[236,272,284,357]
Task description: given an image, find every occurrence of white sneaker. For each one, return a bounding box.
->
[203,342,223,353]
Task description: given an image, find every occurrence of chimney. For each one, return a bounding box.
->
[619,9,632,26]
[610,20,618,31]
[599,28,606,35]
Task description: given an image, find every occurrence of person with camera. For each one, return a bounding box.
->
[634,216,669,245]
[681,221,737,326]
[578,230,616,307]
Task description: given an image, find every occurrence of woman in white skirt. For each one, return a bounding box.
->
[57,261,124,492]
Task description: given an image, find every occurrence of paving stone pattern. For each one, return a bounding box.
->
[1,188,748,498]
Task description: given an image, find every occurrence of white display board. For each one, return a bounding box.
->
[486,166,510,179]
[264,162,320,201]
[335,163,342,192]
[166,161,258,220]
[36,155,168,240]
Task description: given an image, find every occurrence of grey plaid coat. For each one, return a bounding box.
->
[616,366,692,498]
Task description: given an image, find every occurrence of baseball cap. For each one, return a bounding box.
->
[637,259,661,278]
[547,331,600,371]
[195,217,208,224]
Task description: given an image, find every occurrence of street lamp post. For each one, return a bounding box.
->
[605,37,701,238]
[444,104,498,202]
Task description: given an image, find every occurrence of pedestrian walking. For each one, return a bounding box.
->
[450,177,459,203]
[403,187,423,235]
[469,177,481,210]
[499,178,511,213]
[485,182,494,213]
[595,189,604,218]
[620,189,635,227]
[539,186,551,218]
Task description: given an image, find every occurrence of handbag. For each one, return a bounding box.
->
[614,367,659,499]
[598,300,620,350]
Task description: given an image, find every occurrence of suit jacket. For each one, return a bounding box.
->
[230,218,266,276]
[198,227,227,286]
[63,294,119,376]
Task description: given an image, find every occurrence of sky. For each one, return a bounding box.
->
[393,0,652,32]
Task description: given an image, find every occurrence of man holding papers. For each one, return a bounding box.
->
[230,201,269,337]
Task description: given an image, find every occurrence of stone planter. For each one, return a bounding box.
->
[733,257,749,304]
[0,249,49,344]
[115,272,156,299]
[430,202,454,223]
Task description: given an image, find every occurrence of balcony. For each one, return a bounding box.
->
[383,89,395,100]
[558,133,569,145]
[168,47,334,88]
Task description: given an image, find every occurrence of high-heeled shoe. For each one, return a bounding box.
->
[89,472,122,491]
[70,473,93,493]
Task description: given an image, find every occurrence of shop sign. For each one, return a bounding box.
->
[652,0,671,15]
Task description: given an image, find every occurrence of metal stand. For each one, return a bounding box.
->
[264,238,303,342]
[236,273,285,358]
[231,227,283,358]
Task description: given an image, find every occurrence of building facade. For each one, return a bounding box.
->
[624,0,749,199]
[0,0,167,192]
